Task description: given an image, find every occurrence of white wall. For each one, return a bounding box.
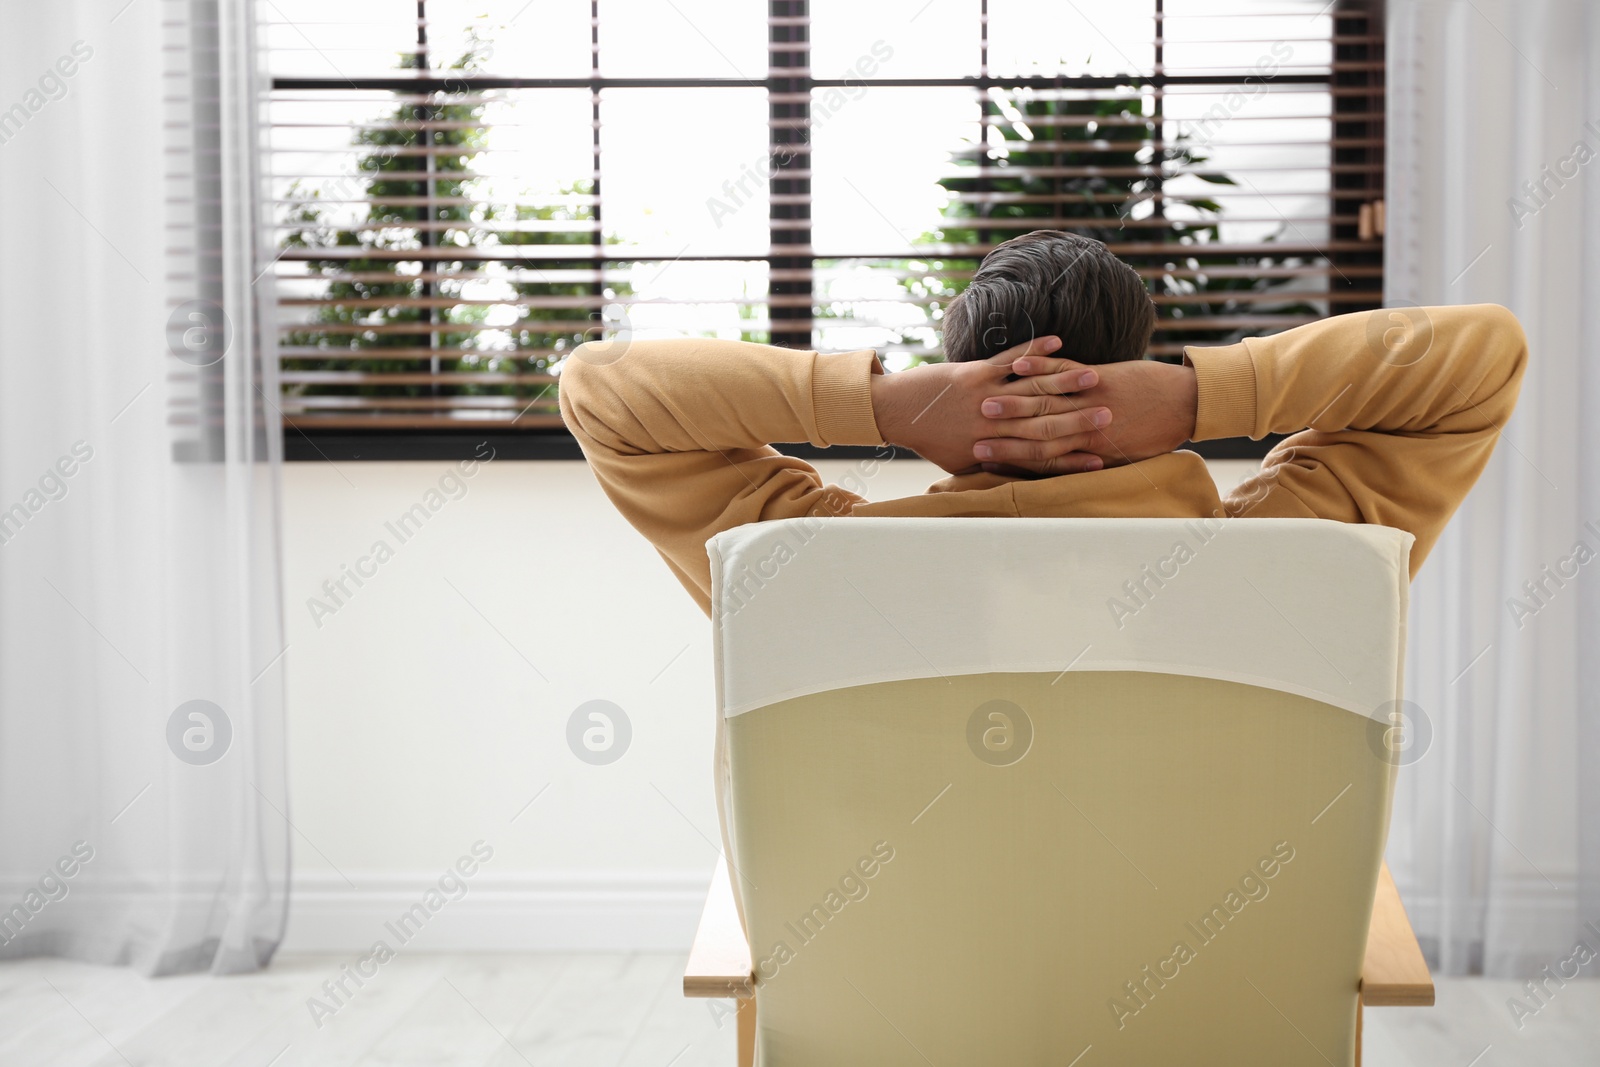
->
[280,456,1255,951]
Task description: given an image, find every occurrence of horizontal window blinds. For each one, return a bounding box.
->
[265,0,1383,432]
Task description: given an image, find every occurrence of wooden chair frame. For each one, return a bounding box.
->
[683,856,1432,1067]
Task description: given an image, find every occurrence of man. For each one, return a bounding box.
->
[559,230,1527,614]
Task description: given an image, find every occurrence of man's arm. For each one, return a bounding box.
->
[1190,303,1527,574]
[558,338,881,613]
[559,335,1106,613]
[981,304,1528,576]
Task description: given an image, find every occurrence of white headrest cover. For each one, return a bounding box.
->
[709,517,1411,720]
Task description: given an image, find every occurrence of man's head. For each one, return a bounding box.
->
[942,230,1156,365]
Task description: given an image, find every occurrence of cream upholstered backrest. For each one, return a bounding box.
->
[708,517,1413,1067]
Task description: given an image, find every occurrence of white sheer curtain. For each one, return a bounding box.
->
[0,0,288,973]
[1386,0,1600,975]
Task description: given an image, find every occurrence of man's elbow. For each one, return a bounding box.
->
[557,343,608,428]
[557,343,646,456]
[1480,303,1529,375]
[1467,303,1529,416]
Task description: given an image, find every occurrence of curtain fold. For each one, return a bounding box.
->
[0,0,288,974]
[1386,0,1600,976]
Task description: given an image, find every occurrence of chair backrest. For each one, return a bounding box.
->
[708,516,1412,1067]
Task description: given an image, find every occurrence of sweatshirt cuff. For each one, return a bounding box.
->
[1187,340,1259,441]
[812,349,885,446]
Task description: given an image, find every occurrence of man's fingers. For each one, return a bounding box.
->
[982,334,1064,366]
[981,392,1099,419]
[973,433,1100,464]
[983,407,1110,441]
[1000,367,1103,398]
[1004,354,1091,377]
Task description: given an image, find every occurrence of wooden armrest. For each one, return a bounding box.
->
[684,855,754,998]
[681,856,1433,1007]
[1361,862,1435,1006]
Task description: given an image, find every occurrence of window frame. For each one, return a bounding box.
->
[270,0,1385,462]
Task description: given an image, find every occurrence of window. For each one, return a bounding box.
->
[265,0,1384,459]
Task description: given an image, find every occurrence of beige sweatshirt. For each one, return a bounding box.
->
[559,304,1528,614]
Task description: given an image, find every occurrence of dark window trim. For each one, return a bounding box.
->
[283,432,1277,463]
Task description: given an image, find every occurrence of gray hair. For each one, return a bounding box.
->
[942,230,1156,365]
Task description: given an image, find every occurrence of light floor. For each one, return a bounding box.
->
[0,953,1594,1066]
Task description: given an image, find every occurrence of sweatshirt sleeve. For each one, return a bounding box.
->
[1184,304,1529,576]
[558,337,887,614]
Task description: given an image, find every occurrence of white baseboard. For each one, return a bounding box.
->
[281,870,712,954]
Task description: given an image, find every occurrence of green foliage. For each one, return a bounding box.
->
[280,33,626,417]
[856,90,1320,364]
[494,192,631,386]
